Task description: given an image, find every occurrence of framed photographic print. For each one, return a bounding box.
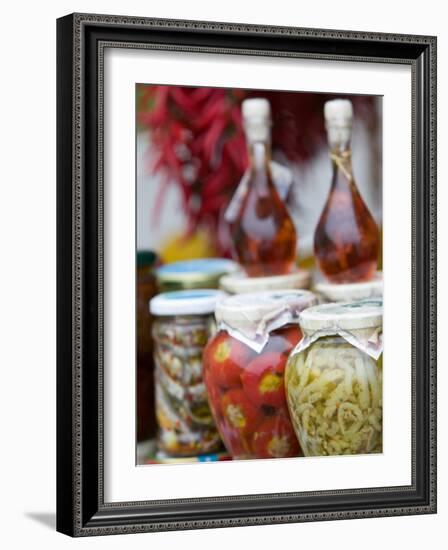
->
[56,13,437,536]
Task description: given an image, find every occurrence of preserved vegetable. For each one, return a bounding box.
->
[204,291,317,459]
[285,299,383,456]
[150,290,225,456]
[286,337,382,455]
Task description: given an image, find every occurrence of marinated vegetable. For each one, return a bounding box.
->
[241,352,288,408]
[203,289,317,459]
[286,337,382,456]
[204,325,301,459]
[204,332,254,389]
[252,416,301,458]
[221,389,262,435]
[150,290,225,456]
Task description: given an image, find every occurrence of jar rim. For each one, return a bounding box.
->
[314,272,382,302]
[216,290,318,325]
[156,258,237,286]
[220,269,311,294]
[299,298,382,331]
[215,290,317,352]
[150,289,226,316]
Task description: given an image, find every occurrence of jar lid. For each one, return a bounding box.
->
[314,272,383,302]
[216,290,318,352]
[299,298,383,332]
[220,269,311,294]
[137,250,158,268]
[156,259,237,288]
[150,289,226,316]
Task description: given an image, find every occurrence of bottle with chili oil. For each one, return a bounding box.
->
[314,99,380,283]
[230,98,297,277]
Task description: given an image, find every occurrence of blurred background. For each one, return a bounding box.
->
[136,85,382,264]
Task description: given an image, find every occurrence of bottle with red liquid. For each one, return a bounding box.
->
[231,99,297,277]
[314,99,379,283]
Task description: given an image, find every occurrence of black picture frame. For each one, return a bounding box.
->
[57,13,437,537]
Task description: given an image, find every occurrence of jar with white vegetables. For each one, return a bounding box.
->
[285,299,382,456]
[150,289,226,456]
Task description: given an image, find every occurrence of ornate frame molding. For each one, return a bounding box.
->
[56,13,437,537]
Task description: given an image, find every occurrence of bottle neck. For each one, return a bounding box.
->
[329,139,354,184]
[244,141,274,198]
[330,149,353,174]
[326,121,352,152]
[248,140,271,171]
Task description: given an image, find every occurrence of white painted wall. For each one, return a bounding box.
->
[0,1,444,548]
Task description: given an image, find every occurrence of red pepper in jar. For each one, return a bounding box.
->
[204,332,253,389]
[221,389,262,435]
[252,416,301,458]
[241,352,288,408]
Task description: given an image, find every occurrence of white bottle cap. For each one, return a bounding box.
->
[242,98,271,143]
[324,99,353,148]
[324,99,353,127]
[242,98,271,121]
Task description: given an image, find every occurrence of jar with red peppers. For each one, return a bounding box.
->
[203,290,317,459]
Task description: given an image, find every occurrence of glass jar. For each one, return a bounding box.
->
[155,258,237,292]
[149,289,226,457]
[203,290,317,459]
[285,299,383,456]
[314,271,383,303]
[219,269,311,294]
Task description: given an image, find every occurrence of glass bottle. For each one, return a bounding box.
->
[314,99,379,283]
[231,98,297,277]
[136,250,159,442]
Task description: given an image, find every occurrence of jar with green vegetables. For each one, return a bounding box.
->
[285,299,383,456]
